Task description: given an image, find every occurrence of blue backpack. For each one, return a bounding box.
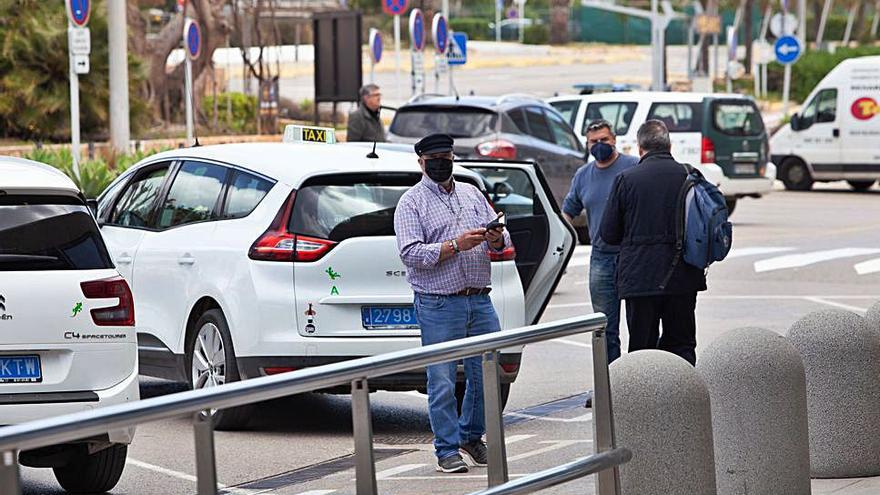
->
[660,165,732,290]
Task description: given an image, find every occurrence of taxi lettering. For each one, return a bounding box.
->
[851,97,879,121]
[303,128,327,142]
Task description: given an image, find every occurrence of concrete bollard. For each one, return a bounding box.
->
[610,350,716,495]
[865,301,880,331]
[787,309,880,478]
[699,328,811,494]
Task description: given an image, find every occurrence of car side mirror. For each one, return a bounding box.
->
[790,113,800,131]
[492,182,513,201]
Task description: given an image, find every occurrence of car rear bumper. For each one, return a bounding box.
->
[237,353,523,391]
[0,368,139,444]
[719,163,777,198]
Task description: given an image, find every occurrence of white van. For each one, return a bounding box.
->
[771,56,880,191]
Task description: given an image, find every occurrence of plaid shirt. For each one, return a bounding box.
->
[394,176,512,295]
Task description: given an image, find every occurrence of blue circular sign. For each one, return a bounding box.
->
[67,0,90,27]
[383,0,409,16]
[370,29,383,64]
[774,35,802,65]
[186,20,202,60]
[409,9,425,51]
[433,14,448,54]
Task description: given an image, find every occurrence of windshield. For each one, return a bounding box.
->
[390,106,498,138]
[0,195,113,271]
[713,101,765,136]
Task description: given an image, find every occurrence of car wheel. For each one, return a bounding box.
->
[53,444,127,494]
[724,198,737,216]
[455,382,511,415]
[188,309,251,430]
[847,180,875,192]
[781,158,814,191]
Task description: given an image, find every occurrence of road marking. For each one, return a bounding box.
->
[803,297,867,314]
[127,458,265,494]
[507,440,590,462]
[855,258,880,275]
[546,301,591,309]
[293,491,337,495]
[754,248,880,273]
[505,434,536,445]
[401,391,427,400]
[376,464,427,479]
[725,246,795,259]
[505,412,593,423]
[548,338,592,349]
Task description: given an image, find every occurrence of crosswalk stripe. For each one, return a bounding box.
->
[754,248,880,273]
[376,464,426,480]
[726,246,795,259]
[855,258,880,275]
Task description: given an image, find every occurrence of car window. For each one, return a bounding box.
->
[465,167,535,218]
[583,102,638,135]
[0,195,113,271]
[545,109,582,151]
[816,89,838,123]
[223,170,274,219]
[712,101,766,136]
[549,100,580,128]
[96,173,129,221]
[524,107,554,143]
[647,102,702,132]
[506,108,529,134]
[389,106,497,138]
[110,166,170,228]
[156,161,228,229]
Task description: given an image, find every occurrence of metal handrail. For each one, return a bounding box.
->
[0,313,620,495]
[469,448,633,495]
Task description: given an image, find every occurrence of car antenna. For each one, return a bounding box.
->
[366,141,379,159]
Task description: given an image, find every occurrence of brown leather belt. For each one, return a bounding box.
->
[453,287,492,296]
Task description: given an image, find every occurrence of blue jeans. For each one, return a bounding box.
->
[589,251,622,363]
[414,293,501,460]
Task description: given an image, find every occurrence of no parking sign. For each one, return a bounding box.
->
[66,0,90,27]
[383,0,409,16]
[185,19,202,60]
[432,13,448,55]
[409,9,425,51]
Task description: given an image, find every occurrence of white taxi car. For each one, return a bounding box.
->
[96,127,574,429]
[1,157,137,493]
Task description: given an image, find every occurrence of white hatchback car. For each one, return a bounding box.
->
[96,134,574,429]
[0,157,137,493]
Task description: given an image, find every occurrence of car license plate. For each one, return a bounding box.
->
[0,355,42,383]
[735,164,756,174]
[361,306,419,329]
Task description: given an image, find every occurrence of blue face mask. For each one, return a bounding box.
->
[589,142,615,162]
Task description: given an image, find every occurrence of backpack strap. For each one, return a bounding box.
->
[658,164,695,291]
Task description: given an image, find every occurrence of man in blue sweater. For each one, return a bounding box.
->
[563,119,638,378]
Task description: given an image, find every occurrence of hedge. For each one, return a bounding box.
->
[768,46,880,103]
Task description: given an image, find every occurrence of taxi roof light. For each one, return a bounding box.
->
[283,124,337,144]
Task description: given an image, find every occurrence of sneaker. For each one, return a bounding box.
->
[584,389,593,409]
[437,453,469,473]
[459,440,488,467]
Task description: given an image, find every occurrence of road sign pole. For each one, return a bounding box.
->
[816,0,832,47]
[108,0,130,154]
[495,0,501,42]
[68,19,81,180]
[185,55,194,145]
[394,14,401,102]
[782,63,791,117]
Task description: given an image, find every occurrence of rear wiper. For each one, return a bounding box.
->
[0,254,61,263]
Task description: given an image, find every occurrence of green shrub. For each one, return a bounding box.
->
[202,92,257,134]
[523,24,550,45]
[768,46,880,102]
[450,18,492,41]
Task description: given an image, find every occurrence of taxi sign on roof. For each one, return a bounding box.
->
[283,125,337,144]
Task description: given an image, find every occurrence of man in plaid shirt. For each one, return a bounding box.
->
[394,133,512,474]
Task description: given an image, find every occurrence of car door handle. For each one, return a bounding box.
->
[553,246,564,256]
[178,255,196,266]
[833,128,840,138]
[116,255,132,265]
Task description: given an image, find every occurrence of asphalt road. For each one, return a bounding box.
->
[20,182,880,494]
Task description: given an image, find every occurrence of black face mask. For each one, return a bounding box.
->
[425,158,453,183]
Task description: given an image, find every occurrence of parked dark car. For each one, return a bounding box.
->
[387,94,588,239]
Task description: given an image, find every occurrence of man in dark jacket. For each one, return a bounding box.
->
[599,120,706,365]
[346,84,386,142]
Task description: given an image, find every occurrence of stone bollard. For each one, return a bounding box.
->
[787,309,880,477]
[699,328,811,494]
[610,350,716,495]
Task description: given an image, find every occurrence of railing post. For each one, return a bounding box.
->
[193,411,218,495]
[482,350,509,487]
[351,378,377,495]
[591,327,621,495]
[0,450,20,495]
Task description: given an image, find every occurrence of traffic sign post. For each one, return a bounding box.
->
[184,18,202,146]
[369,28,383,84]
[383,0,409,102]
[66,0,90,180]
[409,9,426,96]
[432,14,448,94]
[775,35,803,117]
[447,31,467,96]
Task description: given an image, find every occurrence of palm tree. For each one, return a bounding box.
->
[550,0,571,44]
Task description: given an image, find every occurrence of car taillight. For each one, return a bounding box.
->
[488,246,516,262]
[263,367,297,375]
[701,136,715,164]
[249,231,296,261]
[476,140,517,160]
[293,235,337,262]
[500,363,520,373]
[80,276,135,327]
[248,191,336,262]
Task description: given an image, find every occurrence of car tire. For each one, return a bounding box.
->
[847,180,876,192]
[455,382,511,415]
[187,309,252,430]
[725,198,737,216]
[52,444,127,494]
[781,158,814,191]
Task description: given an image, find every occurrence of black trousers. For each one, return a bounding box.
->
[625,293,698,366]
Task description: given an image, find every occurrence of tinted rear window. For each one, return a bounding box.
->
[390,106,497,138]
[712,101,765,136]
[0,195,113,271]
[647,102,702,132]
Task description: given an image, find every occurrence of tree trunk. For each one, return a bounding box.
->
[744,0,754,74]
[549,0,571,45]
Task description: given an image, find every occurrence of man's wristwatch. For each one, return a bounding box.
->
[451,239,460,253]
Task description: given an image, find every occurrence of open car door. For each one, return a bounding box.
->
[459,160,576,324]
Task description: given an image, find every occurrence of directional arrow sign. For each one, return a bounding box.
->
[774,35,802,64]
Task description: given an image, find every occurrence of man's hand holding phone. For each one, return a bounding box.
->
[485,212,505,247]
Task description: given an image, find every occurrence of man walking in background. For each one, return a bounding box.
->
[600,120,707,365]
[346,84,386,142]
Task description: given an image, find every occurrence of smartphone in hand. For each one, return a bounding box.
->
[485,211,505,231]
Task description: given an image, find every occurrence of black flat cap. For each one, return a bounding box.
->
[414,133,454,156]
